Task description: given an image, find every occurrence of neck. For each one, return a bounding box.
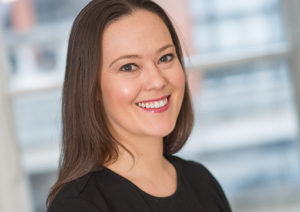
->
[104,136,168,178]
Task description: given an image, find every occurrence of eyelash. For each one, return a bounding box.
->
[119,53,175,72]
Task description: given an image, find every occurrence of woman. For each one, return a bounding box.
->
[47,0,231,211]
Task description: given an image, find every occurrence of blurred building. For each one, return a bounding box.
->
[1,0,300,211]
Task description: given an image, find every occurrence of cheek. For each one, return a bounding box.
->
[101,77,141,109]
[169,67,186,91]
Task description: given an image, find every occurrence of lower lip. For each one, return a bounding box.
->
[137,96,170,113]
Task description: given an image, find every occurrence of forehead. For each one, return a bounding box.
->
[101,9,173,58]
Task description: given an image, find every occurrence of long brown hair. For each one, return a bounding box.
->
[47,0,194,207]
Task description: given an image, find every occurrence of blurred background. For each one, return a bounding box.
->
[0,0,300,211]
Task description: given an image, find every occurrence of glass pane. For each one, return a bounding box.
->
[188,0,285,53]
[12,90,61,150]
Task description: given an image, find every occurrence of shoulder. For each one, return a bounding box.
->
[167,154,232,211]
[167,154,215,179]
[168,154,222,187]
[48,197,99,212]
[48,170,108,212]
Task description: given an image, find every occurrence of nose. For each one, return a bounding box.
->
[143,63,167,91]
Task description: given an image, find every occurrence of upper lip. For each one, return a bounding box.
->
[136,95,170,104]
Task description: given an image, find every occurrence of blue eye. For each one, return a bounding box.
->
[120,63,137,72]
[159,54,174,63]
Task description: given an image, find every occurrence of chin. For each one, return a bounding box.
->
[147,123,176,138]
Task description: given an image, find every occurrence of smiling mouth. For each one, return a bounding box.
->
[136,95,171,111]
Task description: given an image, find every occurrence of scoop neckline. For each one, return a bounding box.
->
[103,154,181,200]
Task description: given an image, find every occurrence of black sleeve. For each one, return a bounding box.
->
[48,197,102,212]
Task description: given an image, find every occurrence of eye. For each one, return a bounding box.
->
[120,63,138,72]
[159,54,174,63]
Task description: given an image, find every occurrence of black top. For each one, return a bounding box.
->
[48,155,231,212]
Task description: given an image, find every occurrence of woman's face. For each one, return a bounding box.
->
[100,10,185,141]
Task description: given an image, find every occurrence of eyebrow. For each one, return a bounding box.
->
[109,44,174,68]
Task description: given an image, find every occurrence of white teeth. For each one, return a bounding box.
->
[159,100,164,107]
[137,97,168,109]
